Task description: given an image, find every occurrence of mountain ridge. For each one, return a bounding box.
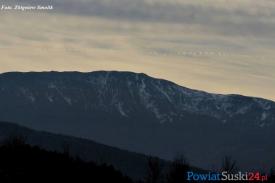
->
[0,70,274,126]
[0,71,274,171]
[2,70,274,102]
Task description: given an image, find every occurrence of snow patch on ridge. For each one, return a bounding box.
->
[117,102,128,117]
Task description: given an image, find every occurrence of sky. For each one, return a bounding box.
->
[0,0,275,101]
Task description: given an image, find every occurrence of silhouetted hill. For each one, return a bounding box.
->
[0,121,167,180]
[0,71,274,171]
[0,138,133,183]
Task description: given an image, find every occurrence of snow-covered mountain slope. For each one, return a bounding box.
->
[0,71,274,126]
[0,71,274,171]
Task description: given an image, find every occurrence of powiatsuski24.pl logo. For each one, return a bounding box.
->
[187,171,269,182]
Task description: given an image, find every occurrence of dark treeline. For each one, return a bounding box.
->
[142,156,202,183]
[0,137,133,183]
[0,137,274,183]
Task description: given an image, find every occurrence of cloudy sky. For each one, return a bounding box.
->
[0,0,275,100]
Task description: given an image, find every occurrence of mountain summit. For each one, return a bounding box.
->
[0,71,274,170]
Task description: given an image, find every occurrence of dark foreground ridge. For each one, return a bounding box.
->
[0,121,163,180]
[0,137,133,183]
[0,138,274,183]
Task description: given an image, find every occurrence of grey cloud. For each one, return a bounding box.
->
[9,0,275,22]
[51,0,275,38]
[5,0,275,38]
